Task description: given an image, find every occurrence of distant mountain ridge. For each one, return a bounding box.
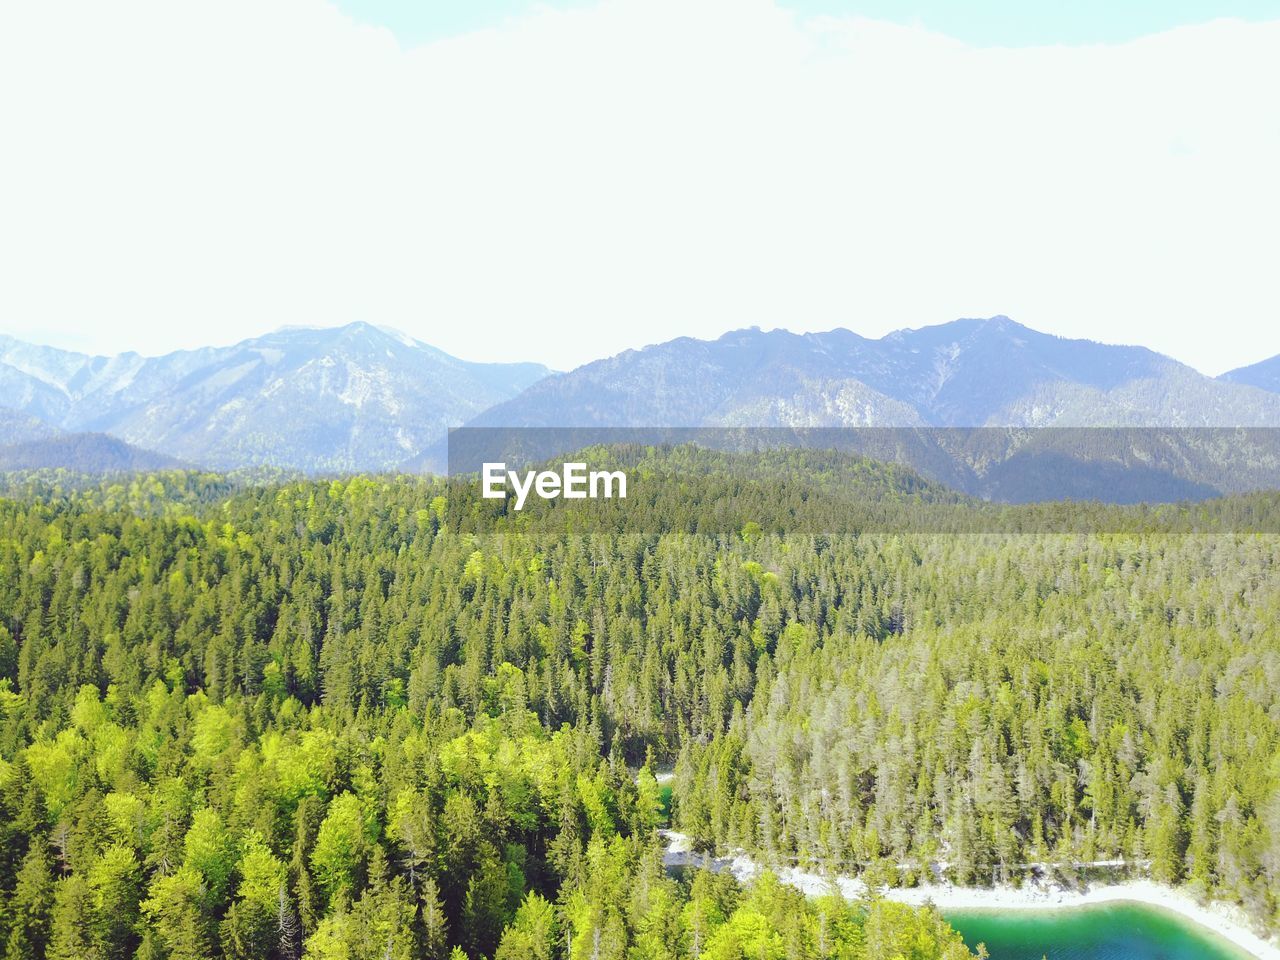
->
[0,324,552,471]
[413,318,1280,499]
[1220,354,1280,395]
[0,407,60,445]
[455,317,1280,434]
[0,433,185,472]
[7,317,1280,480]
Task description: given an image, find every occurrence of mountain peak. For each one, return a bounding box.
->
[976,314,1029,337]
[0,327,552,471]
[885,315,1027,342]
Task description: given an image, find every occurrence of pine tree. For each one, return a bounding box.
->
[5,840,55,960]
[47,875,95,960]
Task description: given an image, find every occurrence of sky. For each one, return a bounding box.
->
[334,0,1280,46]
[1,1,1279,374]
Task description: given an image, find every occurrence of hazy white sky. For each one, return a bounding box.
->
[1,0,1278,373]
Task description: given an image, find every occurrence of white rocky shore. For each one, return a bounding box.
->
[660,831,1280,960]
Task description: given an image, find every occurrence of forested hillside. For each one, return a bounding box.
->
[0,467,1277,959]
[0,435,185,473]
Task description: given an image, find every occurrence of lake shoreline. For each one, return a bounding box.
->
[660,831,1280,960]
[898,881,1279,960]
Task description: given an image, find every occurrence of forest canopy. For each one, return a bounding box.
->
[0,460,1277,959]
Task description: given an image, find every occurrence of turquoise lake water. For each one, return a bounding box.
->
[944,902,1259,960]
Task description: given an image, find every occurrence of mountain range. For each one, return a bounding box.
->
[0,324,550,472]
[5,317,1280,485]
[461,317,1280,432]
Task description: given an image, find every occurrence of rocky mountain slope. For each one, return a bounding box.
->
[0,324,551,471]
[460,317,1280,431]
